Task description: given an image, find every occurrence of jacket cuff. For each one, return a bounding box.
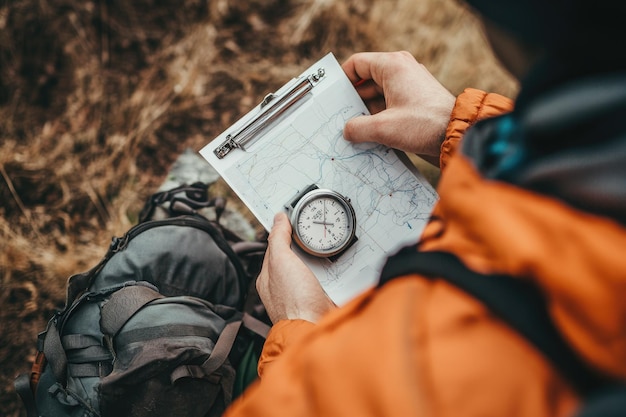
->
[440,88,514,170]
[257,319,316,377]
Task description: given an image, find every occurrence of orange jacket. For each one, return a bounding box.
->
[226,88,626,417]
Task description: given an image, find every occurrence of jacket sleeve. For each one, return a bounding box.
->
[257,319,315,376]
[440,88,514,170]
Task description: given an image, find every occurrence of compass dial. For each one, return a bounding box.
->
[289,188,356,258]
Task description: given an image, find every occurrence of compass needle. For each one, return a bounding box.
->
[323,199,327,238]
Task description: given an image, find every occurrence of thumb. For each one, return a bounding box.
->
[343,114,371,143]
[343,112,394,145]
[269,212,293,249]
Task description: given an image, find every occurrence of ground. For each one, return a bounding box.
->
[0,1,517,415]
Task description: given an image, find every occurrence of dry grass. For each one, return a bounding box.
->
[0,0,516,415]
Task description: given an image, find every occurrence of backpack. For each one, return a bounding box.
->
[380,249,626,417]
[14,182,270,417]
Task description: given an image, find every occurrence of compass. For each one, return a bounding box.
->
[286,184,357,261]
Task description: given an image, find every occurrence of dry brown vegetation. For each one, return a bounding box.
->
[0,0,516,415]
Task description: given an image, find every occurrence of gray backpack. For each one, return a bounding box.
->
[15,183,270,417]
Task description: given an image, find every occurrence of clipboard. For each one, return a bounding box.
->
[200,53,438,305]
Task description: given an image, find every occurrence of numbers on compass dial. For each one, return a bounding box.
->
[296,196,350,252]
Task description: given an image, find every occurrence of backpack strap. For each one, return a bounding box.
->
[202,320,243,375]
[167,311,270,384]
[14,373,38,417]
[242,313,271,339]
[42,319,68,386]
[169,320,243,384]
[379,248,615,396]
[100,283,164,337]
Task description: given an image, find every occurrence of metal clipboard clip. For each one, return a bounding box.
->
[213,67,326,159]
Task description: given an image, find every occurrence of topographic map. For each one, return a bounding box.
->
[201,53,437,304]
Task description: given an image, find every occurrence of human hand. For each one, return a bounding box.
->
[256,212,337,324]
[342,51,456,166]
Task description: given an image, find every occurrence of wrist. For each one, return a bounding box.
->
[287,297,337,323]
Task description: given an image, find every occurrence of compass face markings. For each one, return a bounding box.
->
[296,196,350,252]
[289,187,357,258]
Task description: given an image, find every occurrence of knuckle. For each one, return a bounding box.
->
[397,50,413,59]
[390,50,418,70]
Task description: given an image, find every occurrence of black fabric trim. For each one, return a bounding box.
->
[380,248,614,396]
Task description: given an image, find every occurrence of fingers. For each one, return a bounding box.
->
[341,52,374,84]
[341,51,455,158]
[342,50,417,86]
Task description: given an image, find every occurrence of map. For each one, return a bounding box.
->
[200,53,437,304]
